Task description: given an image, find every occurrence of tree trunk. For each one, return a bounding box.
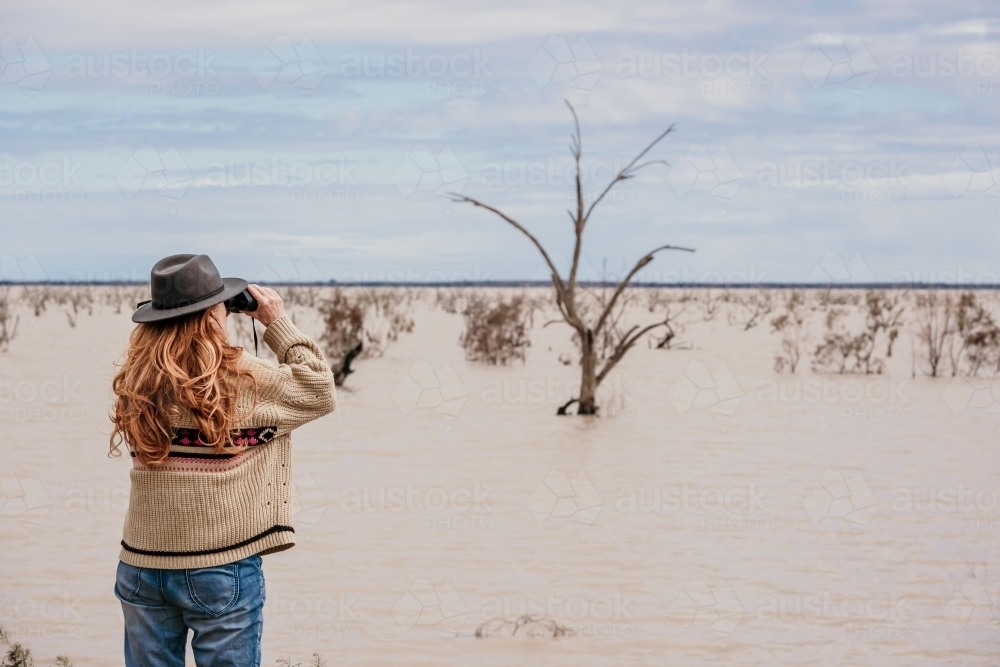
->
[577,329,598,415]
[333,341,363,386]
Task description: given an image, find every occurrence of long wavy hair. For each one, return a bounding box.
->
[109,307,257,466]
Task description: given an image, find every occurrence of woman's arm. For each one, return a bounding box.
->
[248,285,336,433]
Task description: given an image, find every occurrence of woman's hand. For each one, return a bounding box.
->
[246,284,284,327]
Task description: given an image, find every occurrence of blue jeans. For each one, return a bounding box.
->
[114,555,265,667]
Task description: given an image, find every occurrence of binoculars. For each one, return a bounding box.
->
[225,290,258,314]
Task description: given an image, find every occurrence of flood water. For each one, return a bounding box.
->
[1,288,998,666]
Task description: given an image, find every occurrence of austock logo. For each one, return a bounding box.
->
[527,35,603,99]
[0,589,85,640]
[251,36,327,93]
[942,144,999,207]
[63,47,219,96]
[337,48,493,80]
[331,484,492,515]
[0,252,47,281]
[479,590,635,638]
[804,251,874,284]
[615,483,769,533]
[944,577,999,634]
[801,35,879,105]
[667,579,744,638]
[666,361,744,418]
[116,144,193,213]
[290,470,328,538]
[391,579,467,636]
[666,144,743,213]
[391,144,468,201]
[263,591,361,640]
[802,469,878,526]
[755,156,911,205]
[526,469,603,526]
[942,376,999,417]
[391,361,468,418]
[1,156,85,205]
[202,156,360,205]
[254,252,326,283]
[755,590,910,640]
[0,35,52,92]
[0,470,51,527]
[0,375,86,409]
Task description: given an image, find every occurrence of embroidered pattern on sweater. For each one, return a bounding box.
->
[128,426,279,467]
[172,426,278,448]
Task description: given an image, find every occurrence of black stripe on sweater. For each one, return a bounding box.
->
[121,525,295,557]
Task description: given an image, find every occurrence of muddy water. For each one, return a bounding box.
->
[1,289,997,666]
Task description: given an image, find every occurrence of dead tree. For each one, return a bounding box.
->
[451,102,693,415]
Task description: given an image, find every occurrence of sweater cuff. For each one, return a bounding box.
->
[261,315,302,359]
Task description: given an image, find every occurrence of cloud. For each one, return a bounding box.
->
[1,1,997,281]
[3,1,764,52]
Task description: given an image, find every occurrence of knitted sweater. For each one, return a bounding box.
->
[118,315,336,569]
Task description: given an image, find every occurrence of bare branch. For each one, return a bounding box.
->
[565,100,582,160]
[596,319,669,385]
[565,100,585,294]
[594,244,694,335]
[583,125,675,224]
[618,323,641,345]
[448,192,586,330]
[620,126,677,177]
[629,159,670,173]
[448,192,566,289]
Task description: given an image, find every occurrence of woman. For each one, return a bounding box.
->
[109,254,336,667]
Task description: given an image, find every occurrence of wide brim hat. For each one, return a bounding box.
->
[133,254,247,323]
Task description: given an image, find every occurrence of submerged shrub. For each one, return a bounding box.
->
[0,288,19,352]
[0,625,73,667]
[475,614,573,638]
[771,290,810,373]
[318,288,415,385]
[459,293,532,365]
[812,290,903,374]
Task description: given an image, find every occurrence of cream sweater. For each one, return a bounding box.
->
[119,315,336,569]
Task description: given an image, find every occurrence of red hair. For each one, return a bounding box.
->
[110,308,256,466]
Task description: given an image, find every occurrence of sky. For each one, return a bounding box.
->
[1,0,999,284]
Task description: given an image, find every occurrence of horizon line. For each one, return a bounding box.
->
[2,280,1000,290]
